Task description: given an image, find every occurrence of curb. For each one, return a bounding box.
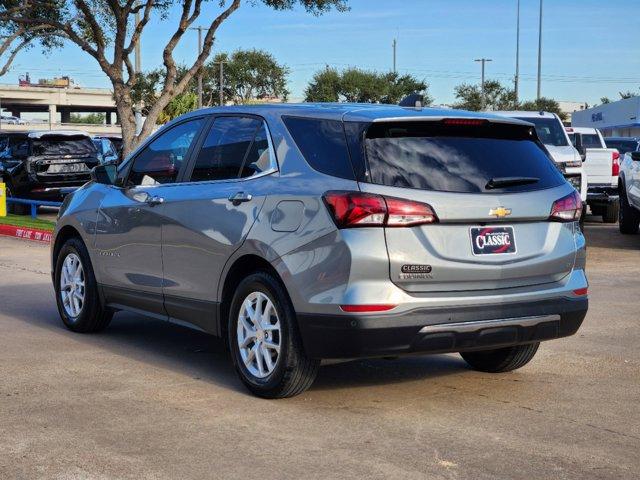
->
[0,224,53,243]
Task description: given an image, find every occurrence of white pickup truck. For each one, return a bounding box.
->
[567,127,620,223]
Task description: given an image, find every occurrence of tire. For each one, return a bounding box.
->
[602,201,619,224]
[228,271,319,398]
[54,237,112,333]
[619,185,640,234]
[5,185,30,216]
[460,343,540,373]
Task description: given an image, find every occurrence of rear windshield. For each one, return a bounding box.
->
[32,136,97,156]
[604,139,637,154]
[364,121,565,194]
[515,116,568,147]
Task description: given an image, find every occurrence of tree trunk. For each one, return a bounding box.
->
[112,82,139,158]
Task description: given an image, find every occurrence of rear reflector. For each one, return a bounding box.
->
[323,191,437,228]
[612,151,620,176]
[550,190,582,222]
[340,304,397,313]
[572,287,588,296]
[442,118,487,126]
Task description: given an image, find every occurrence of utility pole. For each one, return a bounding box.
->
[392,38,397,74]
[134,6,142,135]
[515,0,520,106]
[214,61,227,106]
[537,0,543,100]
[474,58,492,109]
[190,26,204,108]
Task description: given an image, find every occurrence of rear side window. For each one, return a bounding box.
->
[191,116,263,182]
[364,121,566,194]
[283,116,355,179]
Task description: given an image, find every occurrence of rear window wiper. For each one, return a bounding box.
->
[485,176,539,189]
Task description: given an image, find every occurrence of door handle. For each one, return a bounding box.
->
[146,195,164,207]
[228,191,252,205]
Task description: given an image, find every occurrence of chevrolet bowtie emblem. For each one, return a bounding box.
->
[489,206,512,218]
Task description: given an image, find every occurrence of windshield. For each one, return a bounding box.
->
[32,136,97,156]
[364,121,565,194]
[515,117,568,147]
[604,139,637,154]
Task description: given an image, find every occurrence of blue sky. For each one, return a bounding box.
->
[4,0,639,105]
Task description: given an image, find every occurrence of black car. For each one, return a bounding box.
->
[604,137,640,155]
[93,134,123,163]
[0,130,101,214]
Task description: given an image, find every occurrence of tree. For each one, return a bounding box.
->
[70,113,106,124]
[600,97,611,104]
[520,97,567,121]
[304,67,431,104]
[1,0,348,156]
[200,49,289,105]
[304,67,341,102]
[0,16,61,77]
[452,80,516,111]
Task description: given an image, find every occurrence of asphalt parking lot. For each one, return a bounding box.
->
[0,220,638,480]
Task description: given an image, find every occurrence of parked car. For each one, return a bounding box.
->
[92,136,119,164]
[51,104,589,398]
[493,111,587,211]
[566,127,620,222]
[0,115,27,125]
[0,130,101,214]
[604,137,640,156]
[618,148,640,234]
[94,134,123,163]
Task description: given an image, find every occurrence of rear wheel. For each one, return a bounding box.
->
[602,201,619,224]
[619,185,640,234]
[54,237,112,332]
[228,272,319,398]
[460,343,539,373]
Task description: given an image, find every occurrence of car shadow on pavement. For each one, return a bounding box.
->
[4,281,470,396]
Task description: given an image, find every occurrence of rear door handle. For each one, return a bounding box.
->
[228,191,252,205]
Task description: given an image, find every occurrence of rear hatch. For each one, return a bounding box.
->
[29,134,100,183]
[355,118,578,293]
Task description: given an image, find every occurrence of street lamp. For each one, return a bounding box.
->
[537,0,543,100]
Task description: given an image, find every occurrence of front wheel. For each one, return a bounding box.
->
[228,272,319,398]
[54,237,112,332]
[460,343,539,373]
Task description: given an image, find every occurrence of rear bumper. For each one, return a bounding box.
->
[587,184,619,205]
[297,297,587,359]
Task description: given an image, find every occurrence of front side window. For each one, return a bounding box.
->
[190,116,274,182]
[128,118,204,186]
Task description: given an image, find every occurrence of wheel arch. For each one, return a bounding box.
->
[218,254,292,339]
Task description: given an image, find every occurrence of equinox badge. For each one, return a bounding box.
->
[489,206,512,218]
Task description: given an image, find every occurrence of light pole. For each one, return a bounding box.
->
[190,26,204,108]
[515,0,520,106]
[392,38,397,74]
[475,58,492,109]
[537,0,543,100]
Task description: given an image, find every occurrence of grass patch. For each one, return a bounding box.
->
[0,213,56,231]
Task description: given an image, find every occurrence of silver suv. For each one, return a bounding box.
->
[51,104,589,398]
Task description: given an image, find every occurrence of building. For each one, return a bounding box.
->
[558,101,589,124]
[571,96,640,137]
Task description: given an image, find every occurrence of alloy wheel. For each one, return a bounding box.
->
[236,291,281,378]
[60,253,85,318]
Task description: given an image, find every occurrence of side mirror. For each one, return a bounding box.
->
[631,151,640,162]
[90,163,117,185]
[573,134,586,161]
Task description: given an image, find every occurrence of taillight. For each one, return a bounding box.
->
[323,191,438,228]
[612,151,620,177]
[550,191,582,222]
[323,191,387,228]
